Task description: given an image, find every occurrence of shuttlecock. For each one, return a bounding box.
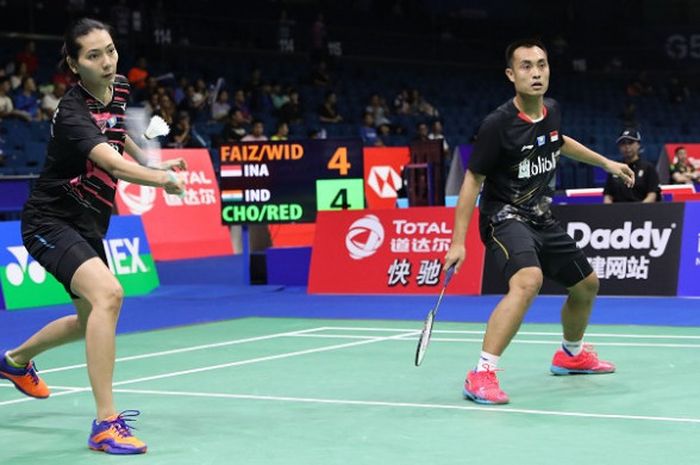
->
[143,115,170,140]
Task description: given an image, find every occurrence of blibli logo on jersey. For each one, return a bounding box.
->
[518,152,557,179]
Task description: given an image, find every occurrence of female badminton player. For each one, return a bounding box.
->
[0,18,184,454]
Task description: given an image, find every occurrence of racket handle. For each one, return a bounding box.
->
[444,264,456,286]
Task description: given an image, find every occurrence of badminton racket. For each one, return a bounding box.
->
[414,264,455,366]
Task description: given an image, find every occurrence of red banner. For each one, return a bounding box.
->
[115,149,233,260]
[363,147,410,209]
[308,207,484,294]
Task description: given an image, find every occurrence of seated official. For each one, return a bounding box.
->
[603,129,660,203]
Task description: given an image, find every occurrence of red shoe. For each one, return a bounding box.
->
[550,344,615,375]
[463,369,509,404]
[0,354,50,399]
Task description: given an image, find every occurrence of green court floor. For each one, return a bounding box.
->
[1,317,699,464]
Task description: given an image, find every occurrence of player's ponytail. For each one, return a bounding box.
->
[58,18,113,76]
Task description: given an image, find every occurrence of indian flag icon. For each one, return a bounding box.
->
[221,165,243,177]
[222,190,244,202]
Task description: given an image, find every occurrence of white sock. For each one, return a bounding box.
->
[475,351,500,372]
[562,338,583,357]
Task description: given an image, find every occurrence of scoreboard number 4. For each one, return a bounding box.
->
[327,147,351,175]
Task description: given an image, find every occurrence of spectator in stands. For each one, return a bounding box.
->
[270,121,289,141]
[220,109,248,143]
[250,81,273,115]
[366,93,391,127]
[127,56,149,91]
[144,92,160,117]
[179,84,207,121]
[41,82,66,118]
[270,82,289,110]
[211,89,231,122]
[173,76,189,105]
[670,146,700,184]
[156,93,176,125]
[603,129,660,203]
[359,112,382,146]
[231,89,252,123]
[166,111,204,148]
[10,61,30,91]
[0,76,25,121]
[15,41,38,76]
[408,89,439,117]
[318,91,343,123]
[13,76,41,120]
[412,121,429,141]
[279,88,302,124]
[429,119,450,158]
[242,119,268,141]
[393,87,411,114]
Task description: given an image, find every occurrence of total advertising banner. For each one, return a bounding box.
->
[308,207,484,294]
[0,216,159,310]
[115,149,233,260]
[677,201,700,296]
[481,203,685,295]
[363,147,410,209]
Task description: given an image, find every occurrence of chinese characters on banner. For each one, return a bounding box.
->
[115,149,233,260]
[308,207,484,295]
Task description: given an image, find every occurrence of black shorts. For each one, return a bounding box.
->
[481,219,593,288]
[21,219,107,299]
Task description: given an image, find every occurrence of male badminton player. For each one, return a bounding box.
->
[444,39,635,404]
[0,18,184,454]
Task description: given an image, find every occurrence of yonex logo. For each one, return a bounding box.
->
[117,181,157,215]
[4,246,46,286]
[345,215,384,260]
[367,166,402,198]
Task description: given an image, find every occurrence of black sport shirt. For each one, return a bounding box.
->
[23,75,130,238]
[469,97,564,227]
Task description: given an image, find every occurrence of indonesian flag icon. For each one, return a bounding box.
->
[550,130,559,142]
[221,165,243,177]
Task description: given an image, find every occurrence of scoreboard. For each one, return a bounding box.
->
[219,139,364,224]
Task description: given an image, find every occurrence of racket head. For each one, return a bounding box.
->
[414,309,436,366]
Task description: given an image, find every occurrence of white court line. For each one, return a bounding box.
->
[320,326,700,340]
[110,387,700,425]
[39,326,328,375]
[285,334,700,348]
[110,330,418,387]
[0,329,418,407]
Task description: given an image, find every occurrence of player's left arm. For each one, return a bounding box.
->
[561,135,635,187]
[124,134,187,171]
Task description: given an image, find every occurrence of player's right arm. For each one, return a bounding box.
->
[444,114,500,273]
[89,143,184,195]
[445,169,485,273]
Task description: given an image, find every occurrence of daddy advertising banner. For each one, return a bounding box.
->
[481,203,684,295]
[363,147,410,209]
[115,149,233,260]
[308,207,484,295]
[677,201,700,296]
[0,216,159,310]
